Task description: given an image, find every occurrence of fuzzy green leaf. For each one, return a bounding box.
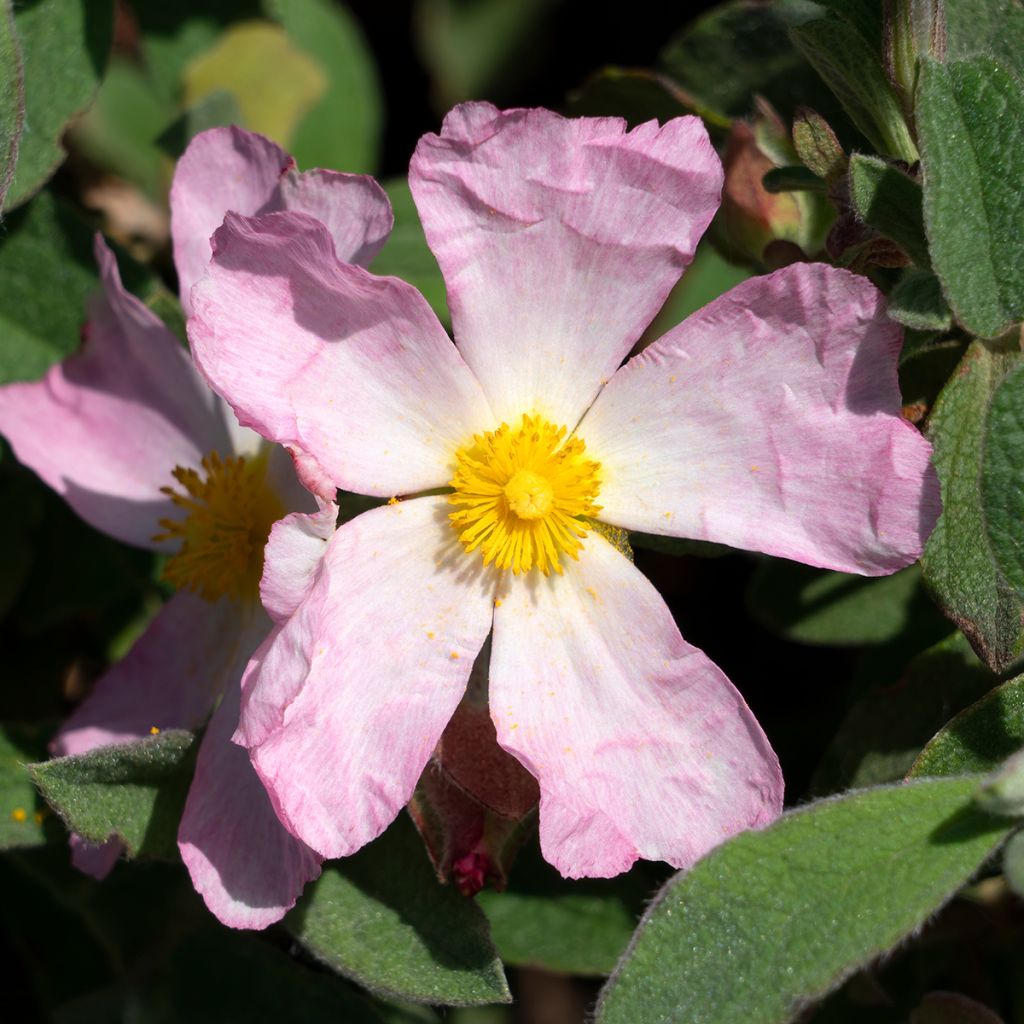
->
[477,844,648,976]
[910,673,1024,778]
[976,749,1024,817]
[813,632,997,794]
[980,361,1024,602]
[597,777,1010,1024]
[922,340,1024,672]
[791,14,918,161]
[5,0,114,211]
[0,722,54,849]
[658,0,852,132]
[747,562,936,646]
[28,731,197,859]
[0,0,24,209]
[0,191,99,385]
[372,178,449,324]
[286,814,510,1006]
[848,154,929,268]
[889,270,953,331]
[1002,830,1024,896]
[917,57,1024,338]
[265,0,382,173]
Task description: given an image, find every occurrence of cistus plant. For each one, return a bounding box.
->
[0,1,1022,1022]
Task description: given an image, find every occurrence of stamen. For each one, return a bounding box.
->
[153,449,284,601]
[448,415,602,576]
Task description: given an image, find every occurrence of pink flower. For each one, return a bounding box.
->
[0,127,391,927]
[190,104,941,879]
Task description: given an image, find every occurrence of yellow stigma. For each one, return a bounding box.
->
[153,449,284,602]
[448,414,602,576]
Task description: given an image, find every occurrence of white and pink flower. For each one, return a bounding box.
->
[0,126,391,927]
[190,103,941,879]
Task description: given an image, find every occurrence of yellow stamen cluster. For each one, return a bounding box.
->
[153,450,284,602]
[449,415,602,576]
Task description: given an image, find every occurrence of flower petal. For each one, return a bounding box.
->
[236,496,496,858]
[489,534,783,877]
[70,834,121,879]
[410,102,722,426]
[189,211,493,496]
[259,503,337,624]
[178,681,322,930]
[171,126,392,313]
[53,591,247,757]
[580,264,941,574]
[0,238,229,550]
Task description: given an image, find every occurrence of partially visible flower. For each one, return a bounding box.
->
[190,104,940,879]
[0,127,392,928]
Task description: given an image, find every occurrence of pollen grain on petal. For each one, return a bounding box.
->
[448,414,602,576]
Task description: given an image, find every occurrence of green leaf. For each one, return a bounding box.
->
[944,0,1024,79]
[980,361,1024,602]
[899,336,967,416]
[28,730,197,859]
[747,562,936,646]
[372,178,449,325]
[812,632,997,794]
[596,777,1010,1024]
[1001,829,1024,896]
[69,56,175,201]
[0,0,24,209]
[910,673,1024,778]
[156,89,243,160]
[791,13,918,161]
[286,814,510,1006]
[265,0,382,173]
[0,722,54,849]
[762,165,827,193]
[565,67,697,127]
[181,20,327,150]
[917,57,1024,338]
[170,929,392,1024]
[5,0,114,211]
[922,340,1024,672]
[0,190,98,385]
[658,0,854,133]
[415,0,558,112]
[477,842,649,976]
[890,270,953,331]
[848,154,930,268]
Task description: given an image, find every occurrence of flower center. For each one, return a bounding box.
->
[153,449,284,602]
[448,414,602,576]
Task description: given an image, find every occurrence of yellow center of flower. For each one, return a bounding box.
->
[153,449,284,602]
[448,415,602,576]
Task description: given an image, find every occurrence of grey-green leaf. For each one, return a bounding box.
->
[848,154,930,268]
[0,722,54,849]
[5,0,114,211]
[812,632,997,794]
[977,748,1024,817]
[477,845,648,976]
[0,0,24,209]
[597,777,1010,1024]
[791,14,918,161]
[980,361,1024,601]
[922,340,1024,672]
[285,814,510,1006]
[917,57,1024,338]
[0,190,99,385]
[747,562,935,646]
[910,673,1024,778]
[264,0,382,173]
[889,270,953,331]
[28,730,197,859]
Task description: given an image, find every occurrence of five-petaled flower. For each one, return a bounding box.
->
[0,126,392,927]
[190,103,941,878]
